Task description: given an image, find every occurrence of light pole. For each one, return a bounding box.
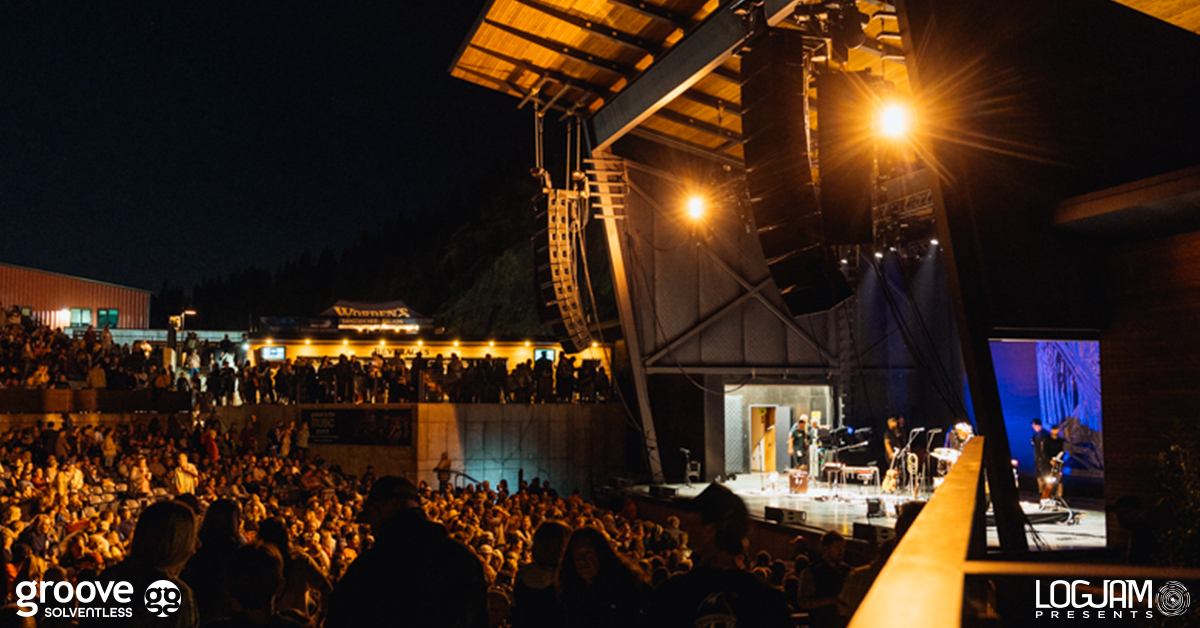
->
[179,309,197,331]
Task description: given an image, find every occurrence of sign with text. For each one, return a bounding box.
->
[302,408,414,446]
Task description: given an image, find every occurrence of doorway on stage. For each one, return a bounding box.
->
[724,384,832,478]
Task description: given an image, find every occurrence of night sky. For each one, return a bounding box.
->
[0,1,530,290]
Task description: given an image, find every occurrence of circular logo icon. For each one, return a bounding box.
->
[1156,581,1191,617]
[144,580,181,617]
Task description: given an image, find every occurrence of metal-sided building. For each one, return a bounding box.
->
[0,262,151,330]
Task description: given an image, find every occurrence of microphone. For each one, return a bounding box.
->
[929,428,943,434]
[910,427,926,433]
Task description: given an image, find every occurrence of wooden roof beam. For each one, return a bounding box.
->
[590,0,801,150]
[607,0,694,29]
[467,44,614,101]
[511,0,662,55]
[677,89,742,117]
[484,19,637,77]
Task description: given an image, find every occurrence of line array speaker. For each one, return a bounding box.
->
[815,71,878,245]
[741,29,853,316]
[533,189,594,353]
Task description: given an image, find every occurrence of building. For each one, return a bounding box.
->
[0,262,150,329]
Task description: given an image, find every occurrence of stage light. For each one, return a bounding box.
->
[524,341,531,347]
[879,103,911,138]
[266,339,273,345]
[874,251,884,259]
[488,340,495,347]
[417,340,423,346]
[840,258,848,265]
[930,238,939,246]
[453,340,460,347]
[846,426,854,435]
[380,340,386,346]
[305,339,311,345]
[591,341,598,348]
[342,340,348,346]
[686,196,705,220]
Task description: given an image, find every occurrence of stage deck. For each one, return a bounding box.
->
[629,473,1105,552]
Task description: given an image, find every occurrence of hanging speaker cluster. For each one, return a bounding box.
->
[741,29,855,316]
[533,189,594,353]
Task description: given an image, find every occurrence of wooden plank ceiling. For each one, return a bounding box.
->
[450,0,909,164]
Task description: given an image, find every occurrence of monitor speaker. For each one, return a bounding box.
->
[853,521,896,544]
[764,506,808,525]
[649,485,678,499]
[533,190,594,353]
[741,29,853,316]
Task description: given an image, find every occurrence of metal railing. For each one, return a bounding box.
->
[850,437,1200,627]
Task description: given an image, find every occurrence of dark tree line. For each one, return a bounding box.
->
[152,164,587,336]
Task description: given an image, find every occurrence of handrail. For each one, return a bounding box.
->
[850,436,1200,628]
[849,437,985,628]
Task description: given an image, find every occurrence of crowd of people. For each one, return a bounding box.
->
[189,347,613,407]
[0,311,613,407]
[0,311,172,393]
[0,410,913,628]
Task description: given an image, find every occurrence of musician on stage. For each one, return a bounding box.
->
[945,422,974,451]
[1043,425,1066,499]
[1032,418,1050,495]
[789,415,813,470]
[883,416,907,462]
[883,417,908,489]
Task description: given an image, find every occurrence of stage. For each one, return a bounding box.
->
[628,472,1106,552]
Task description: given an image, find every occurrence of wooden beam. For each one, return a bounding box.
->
[590,0,801,150]
[468,44,613,101]
[484,19,637,76]
[652,107,742,143]
[607,0,692,28]
[677,89,742,116]
[512,0,662,54]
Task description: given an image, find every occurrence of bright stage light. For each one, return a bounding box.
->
[930,238,939,246]
[874,251,884,259]
[686,196,705,220]
[879,103,911,138]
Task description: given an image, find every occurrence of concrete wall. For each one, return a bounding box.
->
[417,403,628,496]
[208,403,627,495]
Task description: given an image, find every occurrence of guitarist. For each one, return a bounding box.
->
[1041,425,1066,499]
[882,417,907,492]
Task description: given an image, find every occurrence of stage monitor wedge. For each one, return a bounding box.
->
[741,29,853,316]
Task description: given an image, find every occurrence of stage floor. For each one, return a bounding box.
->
[630,473,1106,552]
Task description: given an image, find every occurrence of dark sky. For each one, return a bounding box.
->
[0,1,531,290]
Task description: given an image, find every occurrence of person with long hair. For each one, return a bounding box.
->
[557,527,649,628]
[181,499,244,623]
[256,517,332,623]
[510,521,570,628]
[96,500,198,627]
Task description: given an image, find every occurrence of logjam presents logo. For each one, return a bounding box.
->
[1034,579,1191,619]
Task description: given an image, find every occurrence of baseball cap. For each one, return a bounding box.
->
[680,483,749,533]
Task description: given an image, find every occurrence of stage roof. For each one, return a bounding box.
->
[449,0,908,166]
[449,0,1198,166]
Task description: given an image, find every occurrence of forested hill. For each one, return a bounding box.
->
[152,163,563,336]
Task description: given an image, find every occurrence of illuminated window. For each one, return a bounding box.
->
[69,308,92,327]
[97,309,119,328]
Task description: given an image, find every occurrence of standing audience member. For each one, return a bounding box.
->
[798,530,851,628]
[558,527,649,628]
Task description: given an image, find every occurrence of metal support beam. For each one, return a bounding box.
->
[652,108,742,143]
[484,19,637,77]
[590,0,801,150]
[897,0,1027,553]
[625,178,837,363]
[628,127,743,169]
[590,154,664,483]
[607,0,692,28]
[513,0,662,54]
[645,280,770,366]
